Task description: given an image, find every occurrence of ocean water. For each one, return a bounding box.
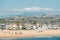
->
[0,36,60,40]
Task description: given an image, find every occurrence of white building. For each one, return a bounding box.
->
[42,24,48,30]
[0,23,6,30]
[6,23,23,30]
[47,24,60,29]
[25,24,36,29]
[36,23,48,30]
[47,24,52,29]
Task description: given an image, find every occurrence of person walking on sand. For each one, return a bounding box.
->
[15,32,17,34]
[20,32,22,34]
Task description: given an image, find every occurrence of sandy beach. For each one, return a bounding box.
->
[0,29,60,38]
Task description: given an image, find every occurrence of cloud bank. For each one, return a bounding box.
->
[0,7,60,18]
[24,7,54,11]
[3,7,54,12]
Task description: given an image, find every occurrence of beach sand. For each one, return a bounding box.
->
[0,29,60,38]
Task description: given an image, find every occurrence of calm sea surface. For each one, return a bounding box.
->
[0,36,60,40]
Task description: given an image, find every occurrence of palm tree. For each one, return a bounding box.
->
[21,17,26,23]
[15,21,20,30]
[50,20,53,24]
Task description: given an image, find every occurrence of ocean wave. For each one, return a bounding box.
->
[34,36,54,38]
[0,38,16,40]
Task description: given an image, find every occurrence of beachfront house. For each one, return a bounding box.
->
[58,25,60,28]
[24,23,36,30]
[6,24,17,30]
[6,23,23,30]
[37,23,48,30]
[52,24,60,29]
[47,24,52,29]
[47,24,60,29]
[42,24,48,30]
[6,24,12,30]
[54,24,59,29]
[0,23,6,30]
[36,23,43,29]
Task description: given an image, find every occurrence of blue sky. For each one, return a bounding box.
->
[0,0,60,17]
[0,0,60,9]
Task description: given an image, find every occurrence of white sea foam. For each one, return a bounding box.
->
[0,38,16,40]
[34,36,53,38]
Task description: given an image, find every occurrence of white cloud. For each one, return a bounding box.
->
[23,7,54,11]
[24,7,42,11]
[44,8,54,11]
[1,7,55,12]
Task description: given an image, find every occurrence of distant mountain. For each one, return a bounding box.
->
[0,11,60,18]
[17,11,60,17]
[18,11,47,16]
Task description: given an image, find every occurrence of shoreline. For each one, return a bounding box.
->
[0,29,60,38]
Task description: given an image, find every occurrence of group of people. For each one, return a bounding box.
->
[2,30,22,35]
